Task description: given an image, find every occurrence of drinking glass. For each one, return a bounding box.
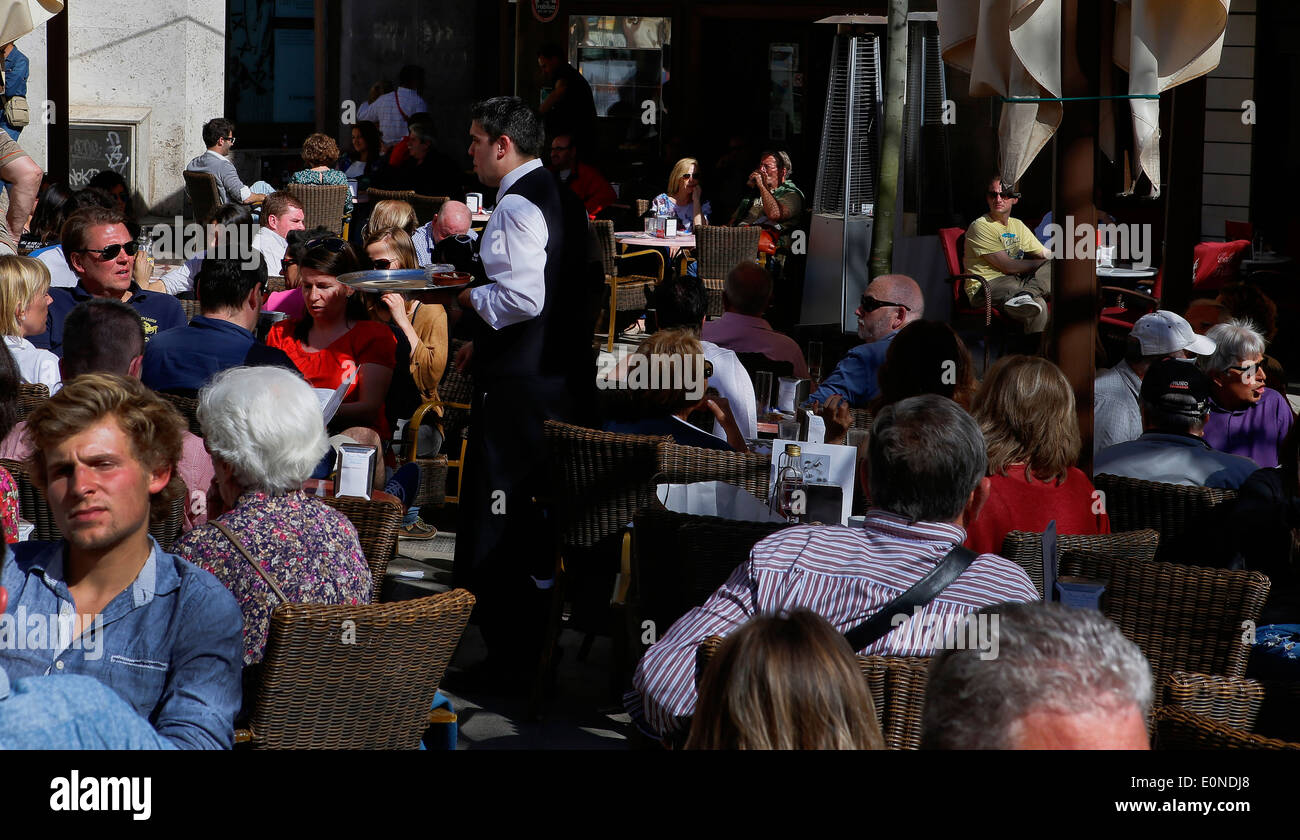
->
[806,341,823,382]
[753,370,774,416]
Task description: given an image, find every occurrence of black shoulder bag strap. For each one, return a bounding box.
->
[841,544,976,653]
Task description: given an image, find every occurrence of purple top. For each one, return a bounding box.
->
[1203,386,1295,469]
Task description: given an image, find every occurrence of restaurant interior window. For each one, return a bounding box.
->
[567,16,671,168]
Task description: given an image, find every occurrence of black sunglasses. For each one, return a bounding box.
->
[72,241,140,260]
[370,258,394,270]
[987,189,1019,200]
[860,294,912,313]
[306,237,348,253]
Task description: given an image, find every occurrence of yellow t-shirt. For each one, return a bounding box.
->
[962,214,1046,300]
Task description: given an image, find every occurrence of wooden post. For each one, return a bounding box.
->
[46,1,69,182]
[1161,77,1207,317]
[1053,0,1100,470]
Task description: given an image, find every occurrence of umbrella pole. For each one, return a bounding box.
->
[1053,0,1101,471]
[46,3,69,184]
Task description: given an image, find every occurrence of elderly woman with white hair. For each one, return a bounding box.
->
[1199,318,1295,468]
[174,366,372,666]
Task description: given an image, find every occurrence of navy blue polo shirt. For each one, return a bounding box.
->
[33,281,188,357]
[140,315,301,396]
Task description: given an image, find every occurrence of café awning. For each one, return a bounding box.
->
[0,0,63,44]
[937,0,1230,194]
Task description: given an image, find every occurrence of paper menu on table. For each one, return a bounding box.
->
[313,370,356,424]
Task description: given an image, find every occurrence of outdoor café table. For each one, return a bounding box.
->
[1241,252,1295,278]
[1096,265,1158,285]
[614,230,696,260]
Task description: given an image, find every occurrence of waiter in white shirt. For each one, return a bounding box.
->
[447,97,595,677]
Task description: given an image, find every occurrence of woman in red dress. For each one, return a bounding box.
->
[265,236,396,486]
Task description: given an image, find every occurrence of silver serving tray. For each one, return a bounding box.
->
[337,265,467,292]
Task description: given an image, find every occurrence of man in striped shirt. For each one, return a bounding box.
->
[628,394,1040,739]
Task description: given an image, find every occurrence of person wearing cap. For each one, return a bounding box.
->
[962,175,1051,334]
[1199,319,1295,469]
[1093,358,1258,488]
[1093,310,1216,457]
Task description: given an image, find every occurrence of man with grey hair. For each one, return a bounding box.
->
[701,261,808,378]
[628,394,1039,740]
[1200,318,1294,469]
[922,602,1153,749]
[807,273,923,407]
[411,199,476,268]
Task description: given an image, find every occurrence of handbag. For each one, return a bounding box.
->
[211,519,290,605]
[4,96,28,129]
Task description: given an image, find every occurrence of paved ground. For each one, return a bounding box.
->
[388,516,634,750]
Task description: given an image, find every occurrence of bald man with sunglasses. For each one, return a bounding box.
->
[36,207,186,357]
[807,274,923,408]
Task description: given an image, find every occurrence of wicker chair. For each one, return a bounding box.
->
[1092,473,1237,563]
[157,392,204,437]
[1160,670,1300,746]
[849,408,874,432]
[1057,552,1269,688]
[1,457,185,550]
[1156,704,1300,750]
[16,382,48,419]
[593,219,663,351]
[695,634,932,750]
[635,198,650,217]
[696,226,761,318]
[998,528,1161,599]
[319,494,403,602]
[287,183,349,236]
[364,187,416,206]
[410,194,448,226]
[266,276,287,295]
[656,440,770,502]
[183,170,222,224]
[178,298,203,324]
[403,343,472,506]
[235,589,475,749]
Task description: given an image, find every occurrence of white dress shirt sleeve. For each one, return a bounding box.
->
[469,194,549,329]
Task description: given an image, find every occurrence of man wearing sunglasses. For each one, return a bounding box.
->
[35,207,186,357]
[808,274,923,408]
[963,175,1051,334]
[186,118,273,206]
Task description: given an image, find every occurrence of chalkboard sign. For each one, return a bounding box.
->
[69,125,134,191]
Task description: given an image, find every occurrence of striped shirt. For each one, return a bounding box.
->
[628,510,1040,737]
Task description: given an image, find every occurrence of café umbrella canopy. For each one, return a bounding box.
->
[936,0,1230,196]
[0,0,63,45]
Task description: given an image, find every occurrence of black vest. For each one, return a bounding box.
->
[473,165,591,381]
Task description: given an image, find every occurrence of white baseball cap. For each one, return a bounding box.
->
[1131,310,1216,357]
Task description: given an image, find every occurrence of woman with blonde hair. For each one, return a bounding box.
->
[288,132,354,216]
[965,354,1109,555]
[686,608,885,750]
[0,254,59,392]
[366,199,418,236]
[651,157,711,233]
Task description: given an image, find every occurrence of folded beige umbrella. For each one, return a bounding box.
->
[0,0,63,46]
[939,0,1229,196]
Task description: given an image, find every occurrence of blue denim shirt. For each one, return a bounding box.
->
[0,539,243,749]
[807,331,897,408]
[0,664,177,749]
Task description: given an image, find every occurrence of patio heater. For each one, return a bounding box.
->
[803,17,884,331]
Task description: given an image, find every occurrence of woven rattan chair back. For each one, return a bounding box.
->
[183,171,222,224]
[695,634,931,750]
[1057,552,1269,688]
[178,298,202,324]
[16,382,48,419]
[999,528,1160,599]
[287,183,348,235]
[410,194,448,226]
[656,441,770,502]
[266,276,287,295]
[543,420,666,549]
[364,187,416,206]
[240,589,475,749]
[157,391,204,437]
[1092,473,1237,547]
[2,457,184,550]
[593,219,618,277]
[319,494,403,602]
[696,225,760,281]
[636,199,650,218]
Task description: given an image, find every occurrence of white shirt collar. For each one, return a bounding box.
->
[205,148,228,161]
[3,334,33,350]
[497,158,544,196]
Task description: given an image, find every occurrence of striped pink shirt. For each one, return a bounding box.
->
[628,510,1040,737]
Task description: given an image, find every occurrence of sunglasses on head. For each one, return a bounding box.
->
[306,237,348,253]
[859,294,912,313]
[987,189,1019,200]
[72,241,140,260]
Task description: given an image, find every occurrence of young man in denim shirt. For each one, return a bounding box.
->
[0,374,243,749]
